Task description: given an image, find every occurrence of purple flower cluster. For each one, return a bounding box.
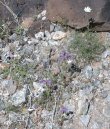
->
[39,79,52,86]
[59,50,72,61]
[60,106,68,113]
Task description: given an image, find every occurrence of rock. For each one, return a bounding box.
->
[93,68,100,78]
[54,25,64,32]
[102,49,110,58]
[80,115,90,127]
[1,79,16,95]
[37,10,47,20]
[50,24,55,32]
[11,87,27,106]
[92,121,103,129]
[0,0,46,21]
[41,10,47,17]
[83,65,93,79]
[99,90,108,99]
[78,97,90,115]
[35,32,44,40]
[103,103,110,118]
[21,17,34,30]
[105,95,110,102]
[47,0,110,31]
[42,16,46,20]
[48,40,59,46]
[9,33,17,41]
[45,30,51,40]
[0,112,7,124]
[0,99,5,111]
[63,100,75,112]
[33,82,45,97]
[102,59,110,69]
[9,112,23,122]
[28,38,38,44]
[51,31,66,40]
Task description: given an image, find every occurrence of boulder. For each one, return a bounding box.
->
[0,0,47,21]
[47,0,110,31]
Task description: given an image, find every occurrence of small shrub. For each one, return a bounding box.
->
[1,59,28,84]
[69,31,104,63]
[0,21,9,39]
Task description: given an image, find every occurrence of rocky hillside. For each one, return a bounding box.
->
[0,1,110,129]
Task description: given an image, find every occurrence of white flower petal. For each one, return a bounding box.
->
[84,6,92,13]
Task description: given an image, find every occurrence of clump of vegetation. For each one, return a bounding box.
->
[1,59,29,85]
[0,21,9,39]
[15,26,24,35]
[69,31,104,63]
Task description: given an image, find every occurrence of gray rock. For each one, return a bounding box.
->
[33,82,45,98]
[102,49,110,58]
[93,68,100,78]
[23,44,34,56]
[45,30,51,40]
[54,25,63,32]
[92,121,103,129]
[9,112,22,122]
[11,87,27,106]
[35,32,44,40]
[0,99,5,111]
[92,79,102,87]
[48,40,59,46]
[99,90,108,99]
[9,33,17,41]
[28,38,39,44]
[83,65,93,79]
[105,95,110,102]
[103,103,110,118]
[102,59,110,69]
[78,97,90,115]
[63,100,75,112]
[1,79,16,95]
[50,24,55,32]
[80,115,90,127]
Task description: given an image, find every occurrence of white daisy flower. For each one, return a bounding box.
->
[84,6,92,13]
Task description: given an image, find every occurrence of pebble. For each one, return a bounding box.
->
[33,82,45,97]
[80,115,90,127]
[102,49,110,58]
[51,31,66,40]
[1,79,16,95]
[35,32,44,40]
[103,103,110,118]
[11,86,27,106]
[78,97,90,115]
[0,99,5,111]
[41,10,47,17]
[37,10,46,19]
[92,121,102,129]
[50,24,55,32]
[9,33,17,41]
[42,16,46,21]
[45,30,51,40]
[83,65,93,79]
[48,40,59,46]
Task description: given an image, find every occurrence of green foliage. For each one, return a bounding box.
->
[15,26,24,35]
[69,31,104,62]
[1,59,28,83]
[6,105,20,113]
[0,21,9,39]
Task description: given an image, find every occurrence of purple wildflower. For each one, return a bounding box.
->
[39,79,52,86]
[59,50,72,61]
[60,106,68,113]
